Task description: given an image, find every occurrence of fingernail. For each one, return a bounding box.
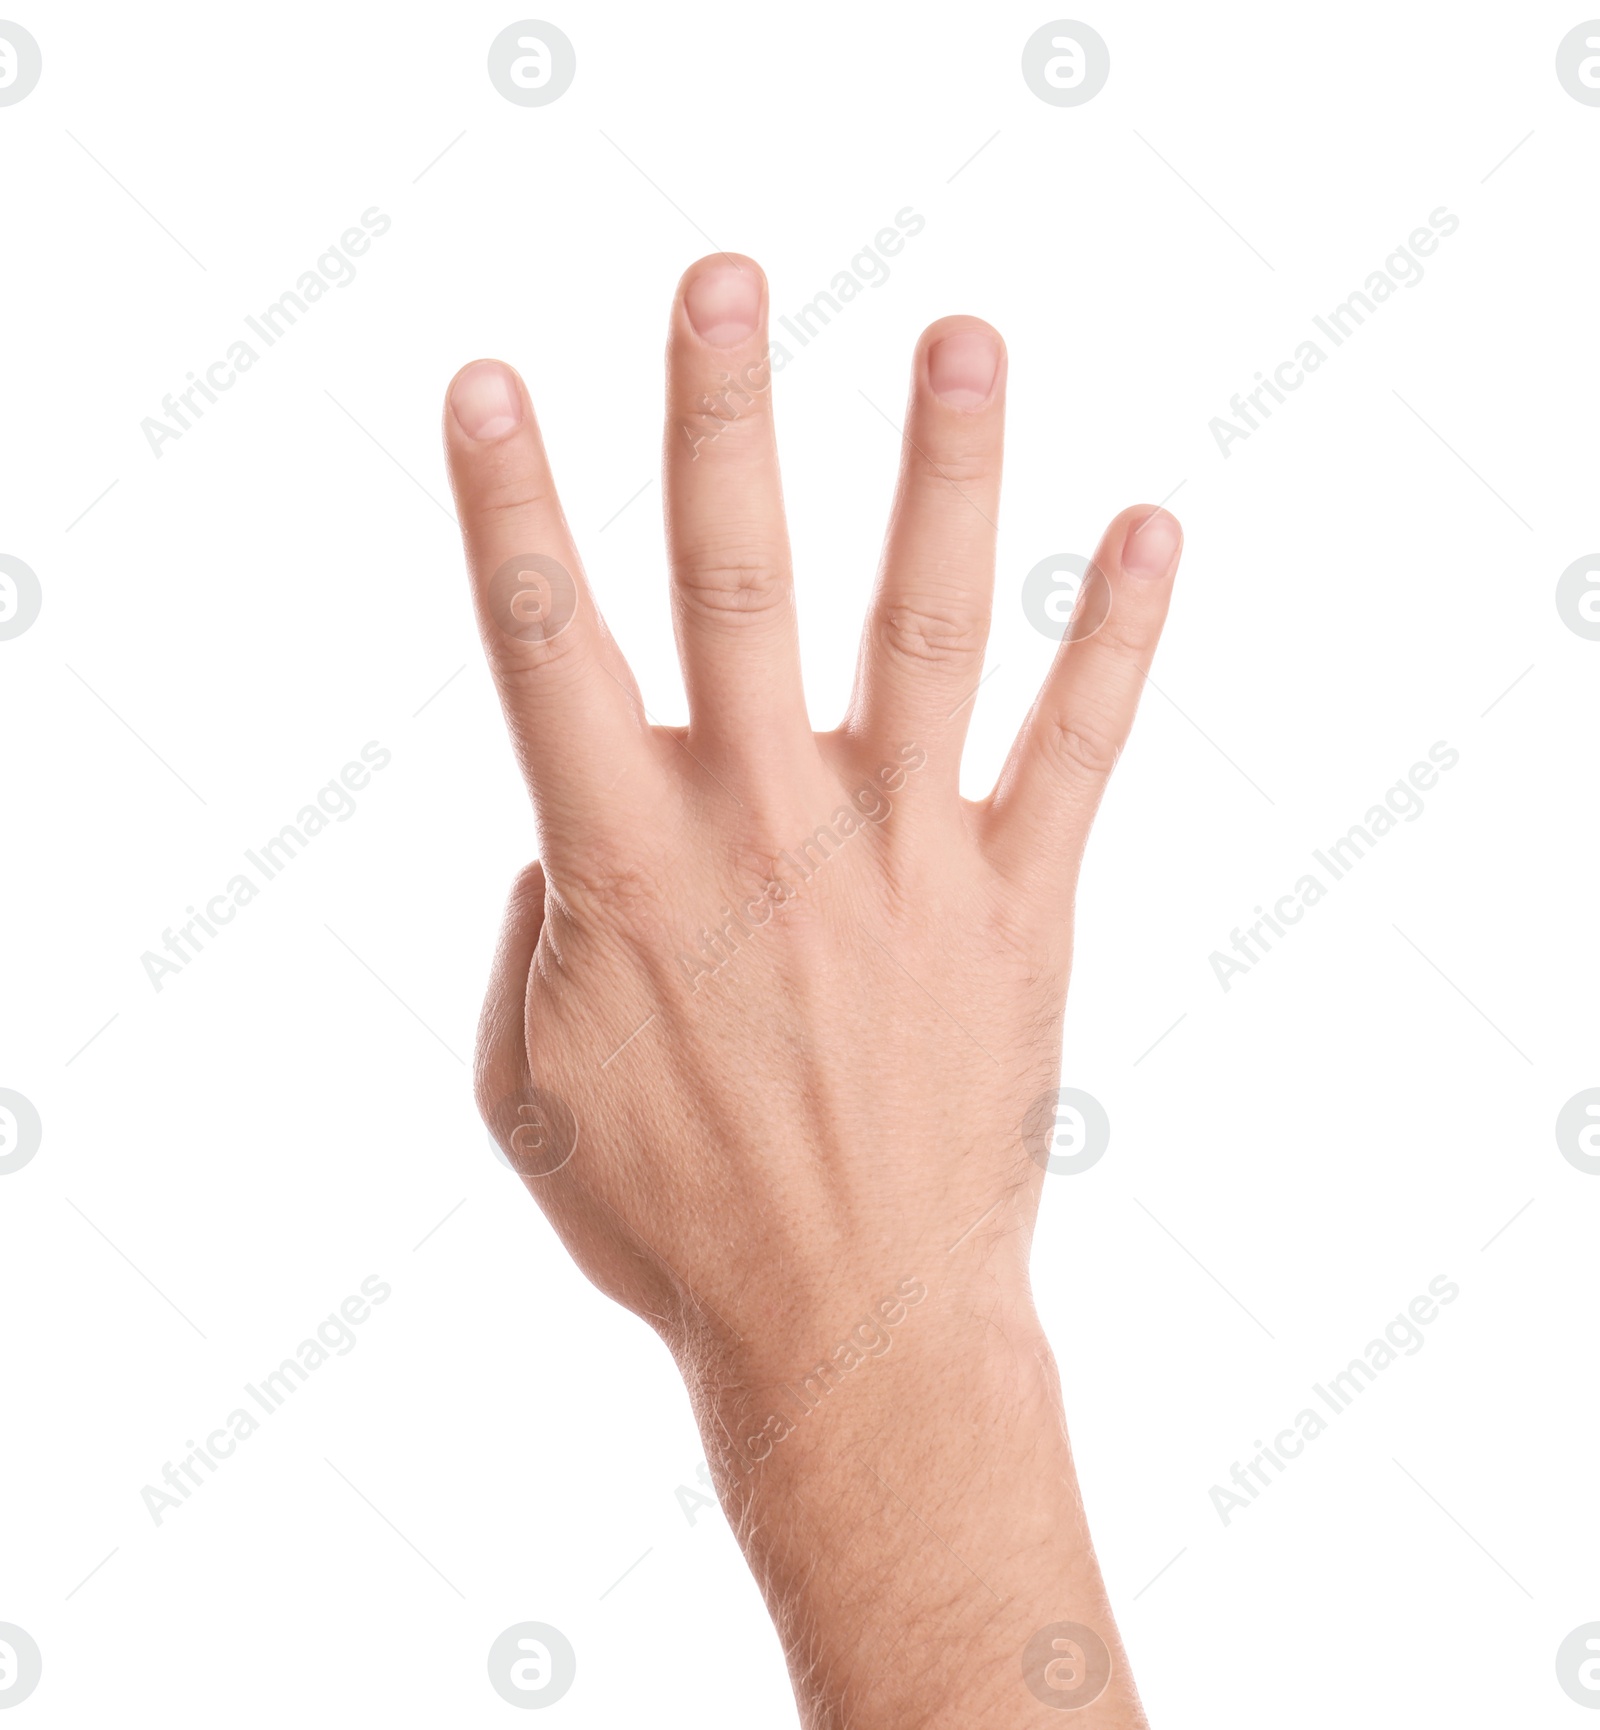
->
[1122,508,1182,579]
[927,329,999,409]
[450,360,523,442]
[684,264,761,346]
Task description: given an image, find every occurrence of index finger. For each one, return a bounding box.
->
[443,358,654,845]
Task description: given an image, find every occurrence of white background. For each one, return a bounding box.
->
[2,1,1597,1723]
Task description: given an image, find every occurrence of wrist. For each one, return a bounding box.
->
[679,1261,1047,1463]
[678,1275,1141,1726]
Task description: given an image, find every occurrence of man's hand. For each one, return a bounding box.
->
[444,254,1182,1727]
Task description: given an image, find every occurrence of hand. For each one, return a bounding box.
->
[444,253,1182,1727]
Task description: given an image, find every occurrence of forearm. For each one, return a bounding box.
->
[685,1279,1147,1728]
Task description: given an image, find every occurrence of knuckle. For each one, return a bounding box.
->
[914,446,995,490]
[1045,711,1123,783]
[559,857,669,927]
[675,374,774,457]
[463,446,556,512]
[507,860,545,905]
[674,553,791,620]
[875,595,987,667]
[473,487,556,519]
[1088,599,1157,662]
[490,621,586,682]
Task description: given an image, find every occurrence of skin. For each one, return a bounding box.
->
[443,253,1183,1728]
